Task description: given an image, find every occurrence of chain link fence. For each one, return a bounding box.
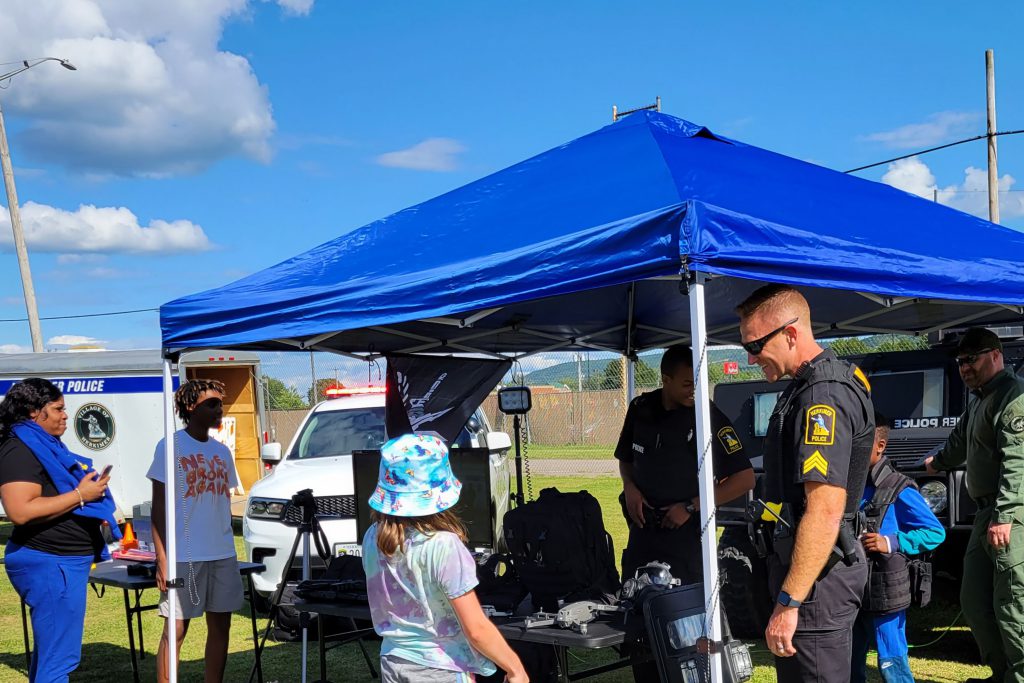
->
[251,334,928,476]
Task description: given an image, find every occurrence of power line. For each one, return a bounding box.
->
[845,129,1024,173]
[0,307,157,323]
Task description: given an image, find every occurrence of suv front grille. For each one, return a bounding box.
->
[282,495,357,526]
[884,436,948,470]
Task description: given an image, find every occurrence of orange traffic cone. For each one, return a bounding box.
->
[121,521,138,550]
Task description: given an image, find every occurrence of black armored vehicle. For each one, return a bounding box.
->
[714,336,1024,636]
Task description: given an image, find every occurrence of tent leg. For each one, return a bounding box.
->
[162,360,179,683]
[686,273,724,683]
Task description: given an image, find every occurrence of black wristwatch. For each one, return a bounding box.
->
[684,501,697,515]
[777,590,803,608]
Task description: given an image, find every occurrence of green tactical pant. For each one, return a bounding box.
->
[962,505,1024,683]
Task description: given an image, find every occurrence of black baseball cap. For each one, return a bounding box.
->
[955,327,1002,356]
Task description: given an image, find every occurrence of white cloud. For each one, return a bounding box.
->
[0,201,213,253]
[376,138,467,172]
[0,344,32,354]
[0,0,314,177]
[881,156,1024,220]
[273,0,314,15]
[863,112,981,150]
[47,334,105,346]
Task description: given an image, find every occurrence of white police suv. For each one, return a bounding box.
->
[243,387,512,600]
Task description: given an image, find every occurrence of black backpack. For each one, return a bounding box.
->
[502,487,620,611]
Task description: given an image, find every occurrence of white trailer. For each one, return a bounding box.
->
[0,349,268,519]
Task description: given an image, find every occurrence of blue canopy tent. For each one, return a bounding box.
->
[162,111,1024,356]
[159,111,1024,682]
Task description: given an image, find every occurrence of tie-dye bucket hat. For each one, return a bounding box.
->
[368,433,462,517]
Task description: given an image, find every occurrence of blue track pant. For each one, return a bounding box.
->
[5,543,93,683]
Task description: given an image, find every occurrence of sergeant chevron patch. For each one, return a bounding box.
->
[803,450,829,477]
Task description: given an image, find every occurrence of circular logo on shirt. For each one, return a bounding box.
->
[1011,415,1024,434]
[74,403,115,451]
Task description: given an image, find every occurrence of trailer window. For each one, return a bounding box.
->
[290,407,386,460]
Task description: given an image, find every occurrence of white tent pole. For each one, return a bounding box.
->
[162,359,179,683]
[687,272,724,683]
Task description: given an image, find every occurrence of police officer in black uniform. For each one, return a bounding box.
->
[736,284,873,683]
[615,344,754,584]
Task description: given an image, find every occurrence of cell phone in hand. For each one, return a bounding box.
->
[100,464,114,478]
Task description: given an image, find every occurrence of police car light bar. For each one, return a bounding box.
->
[324,386,387,398]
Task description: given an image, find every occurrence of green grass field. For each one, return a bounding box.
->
[0,482,990,682]
[523,444,616,460]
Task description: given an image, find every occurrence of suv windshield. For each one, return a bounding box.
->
[289,407,387,460]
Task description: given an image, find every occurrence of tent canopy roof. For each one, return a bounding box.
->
[160,111,1024,357]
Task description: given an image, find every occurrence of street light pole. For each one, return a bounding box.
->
[0,58,77,352]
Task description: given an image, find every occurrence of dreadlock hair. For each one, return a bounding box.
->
[0,378,63,441]
[174,378,226,425]
[370,509,467,558]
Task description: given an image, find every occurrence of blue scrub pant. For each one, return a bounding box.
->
[852,610,915,683]
[5,543,93,683]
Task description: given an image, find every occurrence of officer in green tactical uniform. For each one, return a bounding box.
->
[926,327,1024,683]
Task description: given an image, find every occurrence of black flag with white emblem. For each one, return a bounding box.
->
[385,354,511,443]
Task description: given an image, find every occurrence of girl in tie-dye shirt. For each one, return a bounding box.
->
[362,434,527,683]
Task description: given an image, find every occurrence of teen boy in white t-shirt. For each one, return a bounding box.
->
[148,379,242,683]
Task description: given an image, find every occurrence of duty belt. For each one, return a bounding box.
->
[756,502,863,577]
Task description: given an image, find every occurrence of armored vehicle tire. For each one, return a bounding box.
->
[719,526,772,638]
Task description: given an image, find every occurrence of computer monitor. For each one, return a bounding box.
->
[353,447,495,550]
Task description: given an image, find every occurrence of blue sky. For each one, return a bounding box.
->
[2,1,1024,354]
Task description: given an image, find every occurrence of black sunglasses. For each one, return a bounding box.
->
[955,349,995,367]
[742,318,798,356]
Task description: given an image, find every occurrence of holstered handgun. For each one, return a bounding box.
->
[821,511,865,576]
[746,499,792,560]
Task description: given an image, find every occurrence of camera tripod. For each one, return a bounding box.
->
[248,489,376,683]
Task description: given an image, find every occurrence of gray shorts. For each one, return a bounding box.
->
[380,655,476,682]
[159,558,245,620]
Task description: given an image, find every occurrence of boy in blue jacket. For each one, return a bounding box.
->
[852,412,946,683]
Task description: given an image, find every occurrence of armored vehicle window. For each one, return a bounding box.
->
[868,368,943,420]
[753,391,782,437]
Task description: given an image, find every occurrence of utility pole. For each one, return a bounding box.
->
[986,49,1000,224]
[0,100,42,351]
[0,58,76,352]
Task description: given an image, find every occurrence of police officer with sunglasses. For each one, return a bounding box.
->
[926,327,1024,683]
[736,284,874,683]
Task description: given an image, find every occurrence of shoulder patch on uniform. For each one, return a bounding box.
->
[1011,415,1024,434]
[717,426,743,454]
[853,365,871,394]
[803,450,829,477]
[804,404,836,446]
